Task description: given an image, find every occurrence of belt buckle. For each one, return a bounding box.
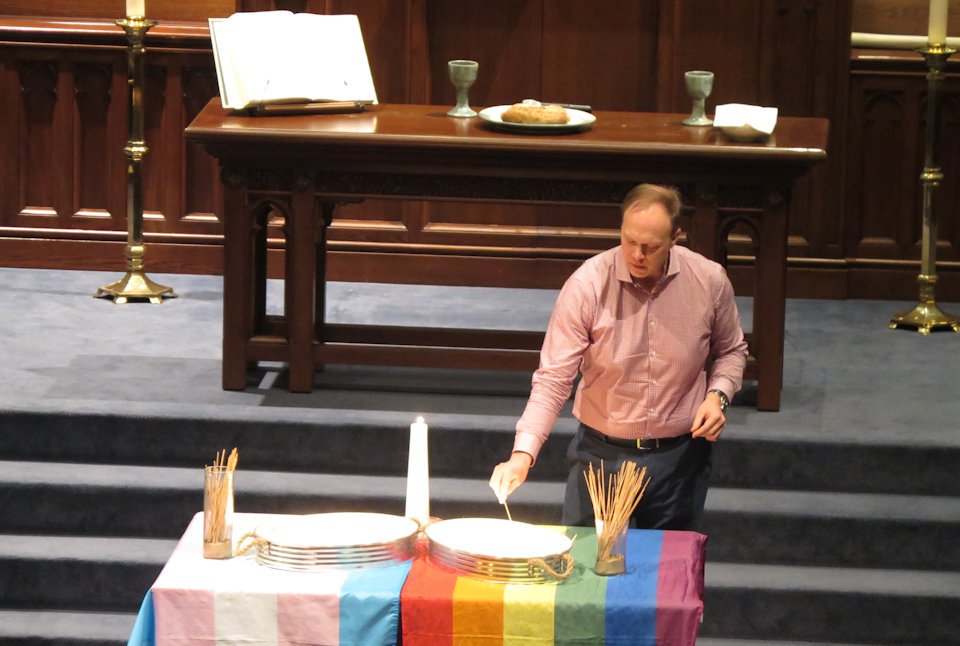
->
[635,438,659,451]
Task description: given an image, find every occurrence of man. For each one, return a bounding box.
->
[489,184,748,530]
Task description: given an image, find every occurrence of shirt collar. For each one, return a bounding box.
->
[663,246,680,280]
[615,248,633,284]
[615,245,680,287]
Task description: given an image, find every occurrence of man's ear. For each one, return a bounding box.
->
[671,227,683,245]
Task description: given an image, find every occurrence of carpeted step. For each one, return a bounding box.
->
[0,460,564,539]
[710,434,960,497]
[3,407,959,496]
[701,562,960,644]
[0,609,136,646]
[0,408,562,480]
[0,618,883,646]
[0,534,174,612]
[697,641,881,646]
[703,487,960,571]
[4,460,958,572]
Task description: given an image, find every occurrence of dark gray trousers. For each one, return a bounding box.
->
[562,423,712,531]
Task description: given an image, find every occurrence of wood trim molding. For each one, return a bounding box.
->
[0,16,211,49]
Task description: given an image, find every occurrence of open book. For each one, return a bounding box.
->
[209,11,378,111]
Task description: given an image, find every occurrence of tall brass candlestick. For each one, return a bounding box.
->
[96,16,175,304]
[889,44,959,334]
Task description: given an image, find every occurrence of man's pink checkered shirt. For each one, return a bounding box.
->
[513,244,748,462]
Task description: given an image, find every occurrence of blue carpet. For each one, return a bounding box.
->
[2,267,957,447]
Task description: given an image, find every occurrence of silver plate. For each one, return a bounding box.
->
[428,543,567,583]
[255,512,419,548]
[425,518,573,583]
[250,512,419,572]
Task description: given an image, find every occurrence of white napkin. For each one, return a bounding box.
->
[713,103,778,135]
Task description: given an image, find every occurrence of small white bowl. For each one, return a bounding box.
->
[714,103,777,141]
[717,124,769,142]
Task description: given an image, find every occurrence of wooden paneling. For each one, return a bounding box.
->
[420,1,541,255]
[847,60,960,264]
[657,0,764,112]
[938,92,959,258]
[181,60,223,224]
[324,0,425,241]
[656,0,853,286]
[74,58,120,224]
[0,0,958,301]
[0,0,235,21]
[0,11,220,270]
[0,48,13,222]
[541,0,660,111]
[16,57,66,221]
[852,0,960,37]
[327,0,419,104]
[426,1,542,106]
[848,80,916,259]
[780,1,850,265]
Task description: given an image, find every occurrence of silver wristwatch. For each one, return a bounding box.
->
[708,389,729,413]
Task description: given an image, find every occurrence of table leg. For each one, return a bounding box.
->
[286,174,317,393]
[689,184,719,260]
[253,208,268,339]
[754,189,788,412]
[221,168,252,391]
[314,203,335,366]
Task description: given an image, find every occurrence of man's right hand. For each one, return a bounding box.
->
[488,451,533,503]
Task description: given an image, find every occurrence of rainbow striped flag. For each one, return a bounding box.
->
[401,527,705,645]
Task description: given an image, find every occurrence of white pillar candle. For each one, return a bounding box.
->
[404,416,430,527]
[928,0,949,44]
[126,0,146,17]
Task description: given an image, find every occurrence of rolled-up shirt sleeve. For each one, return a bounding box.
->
[513,275,595,463]
[706,270,748,399]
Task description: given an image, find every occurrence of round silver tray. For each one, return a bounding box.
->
[248,512,419,572]
[425,518,574,584]
[255,545,415,571]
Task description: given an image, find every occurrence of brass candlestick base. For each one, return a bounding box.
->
[890,303,960,334]
[96,16,174,304]
[95,273,176,305]
[889,275,959,335]
[890,45,957,334]
[95,253,176,304]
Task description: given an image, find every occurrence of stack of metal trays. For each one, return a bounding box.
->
[425,518,574,584]
[252,512,419,572]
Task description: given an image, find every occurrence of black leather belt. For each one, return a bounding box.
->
[583,426,691,451]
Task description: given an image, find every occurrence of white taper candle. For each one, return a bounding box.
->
[928,0,949,44]
[404,416,430,527]
[126,0,145,17]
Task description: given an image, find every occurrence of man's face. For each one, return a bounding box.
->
[620,202,679,282]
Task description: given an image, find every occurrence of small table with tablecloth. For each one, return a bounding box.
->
[128,512,707,645]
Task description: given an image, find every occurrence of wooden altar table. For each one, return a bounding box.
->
[185,100,828,411]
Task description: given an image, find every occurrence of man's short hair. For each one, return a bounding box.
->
[621,184,682,232]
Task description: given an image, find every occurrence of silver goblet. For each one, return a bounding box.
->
[682,70,714,126]
[447,59,478,118]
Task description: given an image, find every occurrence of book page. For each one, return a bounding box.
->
[258,13,378,105]
[211,11,294,109]
[211,11,378,109]
[208,18,231,105]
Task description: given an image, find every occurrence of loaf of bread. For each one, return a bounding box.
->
[501,102,569,124]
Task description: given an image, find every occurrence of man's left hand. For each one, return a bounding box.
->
[691,394,725,441]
